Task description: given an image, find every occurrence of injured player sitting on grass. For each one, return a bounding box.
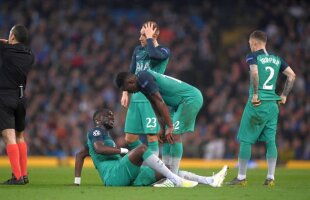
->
[74,108,228,187]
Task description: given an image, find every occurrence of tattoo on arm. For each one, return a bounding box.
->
[250,65,259,95]
[282,76,295,96]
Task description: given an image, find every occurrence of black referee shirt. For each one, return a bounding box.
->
[0,42,34,91]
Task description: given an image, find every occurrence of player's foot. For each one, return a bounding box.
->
[153,178,198,188]
[2,176,25,185]
[153,179,175,187]
[226,177,247,186]
[23,176,29,184]
[210,165,228,187]
[11,173,29,184]
[263,178,275,186]
[151,178,167,186]
[178,178,198,188]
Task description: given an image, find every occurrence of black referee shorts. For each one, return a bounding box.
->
[0,92,26,132]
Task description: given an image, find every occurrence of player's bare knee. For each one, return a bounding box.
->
[173,134,182,142]
[136,144,148,154]
[147,135,158,142]
[125,133,139,144]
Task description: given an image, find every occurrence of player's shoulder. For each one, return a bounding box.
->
[88,127,106,138]
[134,45,144,52]
[137,70,151,78]
[245,52,256,63]
[137,70,156,84]
[246,50,266,63]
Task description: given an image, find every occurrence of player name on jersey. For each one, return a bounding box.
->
[259,56,280,65]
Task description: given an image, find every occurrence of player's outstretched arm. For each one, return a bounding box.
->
[74,146,90,185]
[280,66,296,104]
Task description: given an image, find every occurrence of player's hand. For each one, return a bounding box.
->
[165,126,174,144]
[278,95,287,105]
[157,128,165,143]
[143,22,156,39]
[251,94,261,106]
[121,92,129,108]
[0,39,8,44]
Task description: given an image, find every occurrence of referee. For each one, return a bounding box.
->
[0,24,34,185]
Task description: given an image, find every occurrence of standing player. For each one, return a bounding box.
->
[227,30,296,186]
[0,25,34,184]
[121,21,170,156]
[115,70,204,176]
[74,108,228,187]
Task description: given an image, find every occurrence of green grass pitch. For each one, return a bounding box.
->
[0,167,309,200]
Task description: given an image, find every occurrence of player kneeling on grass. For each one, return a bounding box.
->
[74,108,228,187]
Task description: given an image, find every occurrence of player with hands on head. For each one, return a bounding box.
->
[121,21,170,157]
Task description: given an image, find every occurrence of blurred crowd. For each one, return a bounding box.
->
[0,0,309,163]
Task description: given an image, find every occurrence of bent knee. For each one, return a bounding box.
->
[136,144,148,152]
[147,135,158,142]
[125,133,139,143]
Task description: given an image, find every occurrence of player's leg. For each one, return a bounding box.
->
[140,103,159,156]
[168,93,202,174]
[125,133,142,150]
[0,100,24,185]
[161,107,174,169]
[228,102,261,185]
[147,134,159,156]
[1,129,24,184]
[15,100,29,184]
[124,102,143,150]
[261,102,279,186]
[125,102,159,153]
[178,165,228,187]
[128,145,197,187]
[98,158,141,186]
[169,134,182,174]
[132,166,164,186]
[162,141,171,168]
[16,131,28,184]
[237,141,252,180]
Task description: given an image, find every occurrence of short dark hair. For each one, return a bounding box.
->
[115,72,131,89]
[12,24,29,43]
[92,108,110,125]
[250,30,267,43]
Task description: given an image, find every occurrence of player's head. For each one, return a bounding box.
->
[9,24,29,44]
[93,108,114,129]
[249,30,267,52]
[115,72,139,93]
[139,21,160,47]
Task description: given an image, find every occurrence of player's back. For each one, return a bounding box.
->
[86,127,121,168]
[145,70,202,107]
[246,50,287,100]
